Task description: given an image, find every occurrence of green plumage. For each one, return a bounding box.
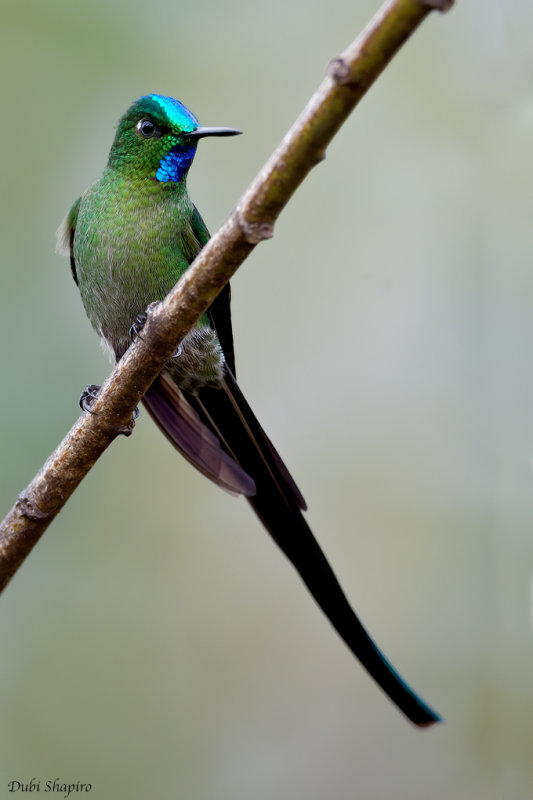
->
[68,165,215,365]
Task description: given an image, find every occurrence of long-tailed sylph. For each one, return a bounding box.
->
[58,94,440,727]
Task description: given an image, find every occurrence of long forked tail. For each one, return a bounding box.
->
[145,370,441,727]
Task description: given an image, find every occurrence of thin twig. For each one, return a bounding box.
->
[0,0,454,593]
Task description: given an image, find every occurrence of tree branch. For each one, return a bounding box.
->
[0,0,454,593]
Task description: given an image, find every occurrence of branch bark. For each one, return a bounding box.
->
[0,0,454,593]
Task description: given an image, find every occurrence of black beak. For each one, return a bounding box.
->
[183,126,242,140]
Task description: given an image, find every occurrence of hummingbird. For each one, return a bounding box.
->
[58,94,440,727]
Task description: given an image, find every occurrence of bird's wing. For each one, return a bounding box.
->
[143,203,256,496]
[143,372,256,496]
[191,204,236,376]
[189,204,306,508]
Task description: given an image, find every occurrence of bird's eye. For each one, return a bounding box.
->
[137,118,157,138]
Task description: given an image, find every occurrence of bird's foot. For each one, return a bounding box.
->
[79,384,101,415]
[129,313,147,342]
[79,383,139,436]
[129,308,181,358]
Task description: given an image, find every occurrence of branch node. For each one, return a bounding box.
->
[236,209,274,245]
[421,0,454,11]
[114,417,137,437]
[328,57,359,88]
[16,494,50,521]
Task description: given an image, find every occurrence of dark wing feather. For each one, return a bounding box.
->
[143,373,255,497]
[207,283,235,376]
[191,204,236,375]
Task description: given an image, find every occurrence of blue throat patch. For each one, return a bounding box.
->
[156,143,197,183]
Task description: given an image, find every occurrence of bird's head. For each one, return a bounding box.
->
[108,94,241,183]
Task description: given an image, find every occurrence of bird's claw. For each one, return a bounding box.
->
[79,383,139,436]
[79,384,101,414]
[129,313,147,342]
[129,308,181,359]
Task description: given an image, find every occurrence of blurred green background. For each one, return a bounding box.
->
[1,0,532,797]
